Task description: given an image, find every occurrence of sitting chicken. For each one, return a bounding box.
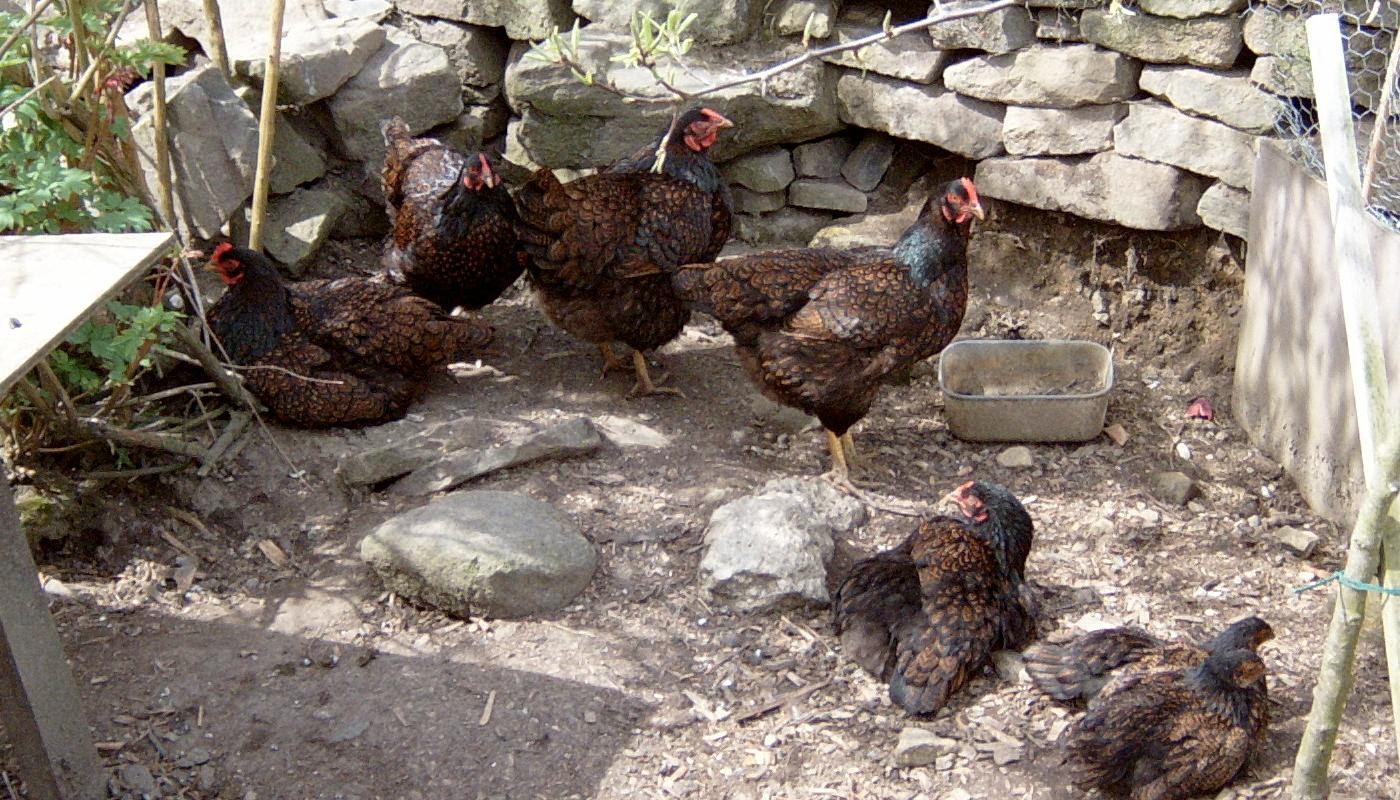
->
[205,243,491,427]
[832,480,1034,715]
[515,108,733,397]
[1025,616,1273,712]
[381,117,525,311]
[1063,645,1270,800]
[673,178,982,482]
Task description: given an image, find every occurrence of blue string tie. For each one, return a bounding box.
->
[1293,570,1400,596]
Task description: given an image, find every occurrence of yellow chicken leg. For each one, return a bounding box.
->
[822,429,924,516]
[627,350,685,399]
[598,343,630,376]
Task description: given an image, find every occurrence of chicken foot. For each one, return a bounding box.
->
[822,430,925,516]
[597,343,631,377]
[626,350,685,399]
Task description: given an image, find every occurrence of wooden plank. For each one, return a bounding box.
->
[0,231,174,397]
[0,477,104,799]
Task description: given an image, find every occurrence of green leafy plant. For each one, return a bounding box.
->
[52,302,183,398]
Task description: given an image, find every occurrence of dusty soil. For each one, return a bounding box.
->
[6,202,1399,800]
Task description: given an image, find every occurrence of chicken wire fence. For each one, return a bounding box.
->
[1251,0,1400,231]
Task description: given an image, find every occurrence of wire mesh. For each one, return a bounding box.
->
[1252,0,1400,231]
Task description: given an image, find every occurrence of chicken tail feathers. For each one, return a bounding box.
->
[1024,628,1159,702]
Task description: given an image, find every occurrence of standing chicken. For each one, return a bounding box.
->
[1063,646,1270,800]
[205,243,492,427]
[381,117,524,311]
[673,178,982,482]
[515,107,734,397]
[832,480,1034,715]
[1025,616,1273,711]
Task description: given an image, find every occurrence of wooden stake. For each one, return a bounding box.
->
[142,0,176,230]
[247,0,286,252]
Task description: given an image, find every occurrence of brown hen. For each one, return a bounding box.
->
[205,244,491,427]
[832,480,1034,715]
[1064,646,1270,800]
[381,117,524,311]
[515,108,733,397]
[673,178,982,480]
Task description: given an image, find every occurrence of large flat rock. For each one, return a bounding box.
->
[926,0,1036,54]
[325,30,463,162]
[822,20,950,83]
[975,152,1208,230]
[572,0,763,44]
[1138,0,1246,18]
[236,18,385,104]
[1139,66,1280,134]
[397,0,575,40]
[1197,181,1250,239]
[505,33,840,167]
[360,490,596,618]
[1080,9,1242,68]
[1002,104,1125,156]
[127,66,258,240]
[942,44,1140,108]
[836,72,1005,160]
[1113,100,1259,189]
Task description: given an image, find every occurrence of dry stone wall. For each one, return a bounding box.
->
[121,0,1391,264]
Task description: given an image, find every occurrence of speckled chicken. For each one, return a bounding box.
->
[832,481,1035,715]
[673,178,982,481]
[381,117,524,311]
[205,244,492,427]
[515,108,733,397]
[1063,646,1270,800]
[1025,616,1273,715]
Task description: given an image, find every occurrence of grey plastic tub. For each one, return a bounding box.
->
[938,339,1114,442]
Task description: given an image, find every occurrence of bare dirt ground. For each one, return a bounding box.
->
[7,203,1400,800]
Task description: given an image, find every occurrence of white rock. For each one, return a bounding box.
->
[894,727,954,767]
[261,186,351,269]
[942,44,1140,108]
[127,66,258,240]
[836,73,1005,160]
[1139,66,1280,134]
[593,414,672,448]
[722,146,797,193]
[121,0,328,63]
[1113,100,1259,190]
[407,18,509,89]
[1035,8,1083,42]
[997,445,1035,468]
[699,478,866,611]
[975,152,1208,230]
[770,0,839,38]
[1002,104,1125,156]
[325,30,463,161]
[927,0,1037,54]
[1080,8,1243,68]
[1243,5,1306,57]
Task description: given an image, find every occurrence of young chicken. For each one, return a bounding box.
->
[832,480,1034,715]
[1064,646,1270,800]
[515,107,733,397]
[673,178,982,481]
[205,244,491,427]
[381,117,525,311]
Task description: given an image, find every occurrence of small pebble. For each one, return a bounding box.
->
[996,446,1034,469]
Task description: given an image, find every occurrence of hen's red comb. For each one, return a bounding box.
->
[212,241,236,262]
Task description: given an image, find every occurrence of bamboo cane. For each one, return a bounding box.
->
[142,0,176,229]
[246,0,285,252]
[200,0,231,79]
[1292,13,1400,796]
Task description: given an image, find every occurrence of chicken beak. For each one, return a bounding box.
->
[478,154,500,189]
[969,202,985,221]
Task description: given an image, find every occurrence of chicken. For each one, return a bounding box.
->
[381,117,524,311]
[1063,646,1270,800]
[1025,617,1273,712]
[515,107,734,397]
[832,480,1035,715]
[204,243,491,427]
[673,178,982,481]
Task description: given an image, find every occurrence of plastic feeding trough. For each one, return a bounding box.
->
[938,340,1114,442]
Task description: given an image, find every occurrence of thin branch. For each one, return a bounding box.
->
[66,0,139,105]
[247,0,286,251]
[143,0,177,229]
[200,0,231,79]
[0,0,54,64]
[168,323,259,411]
[230,363,346,385]
[0,75,57,122]
[76,417,210,461]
